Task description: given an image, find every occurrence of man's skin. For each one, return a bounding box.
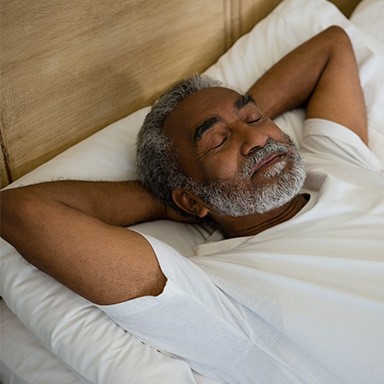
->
[1,26,367,305]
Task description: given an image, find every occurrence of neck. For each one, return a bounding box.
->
[213,193,309,238]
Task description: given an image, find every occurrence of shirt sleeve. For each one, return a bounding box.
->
[96,232,253,377]
[301,118,382,171]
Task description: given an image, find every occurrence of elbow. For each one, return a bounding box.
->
[324,25,352,46]
[1,187,40,243]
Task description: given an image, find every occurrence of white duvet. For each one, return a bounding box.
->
[1,0,384,383]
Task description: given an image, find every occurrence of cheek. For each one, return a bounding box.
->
[178,154,202,181]
[199,152,240,182]
[170,138,203,180]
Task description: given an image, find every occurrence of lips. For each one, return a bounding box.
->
[251,152,286,177]
[241,139,290,180]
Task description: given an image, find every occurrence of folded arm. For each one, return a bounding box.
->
[1,181,171,304]
[248,26,367,144]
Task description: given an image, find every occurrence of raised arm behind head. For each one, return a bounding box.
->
[248,26,367,143]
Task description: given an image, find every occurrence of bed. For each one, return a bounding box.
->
[1,0,384,383]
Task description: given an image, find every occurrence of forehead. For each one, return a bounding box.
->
[163,87,242,140]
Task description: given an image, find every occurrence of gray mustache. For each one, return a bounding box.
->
[241,140,288,179]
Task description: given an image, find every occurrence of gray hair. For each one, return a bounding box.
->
[136,74,222,215]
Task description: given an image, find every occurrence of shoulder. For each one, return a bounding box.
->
[300,118,381,171]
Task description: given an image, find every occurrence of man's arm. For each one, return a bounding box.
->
[248,26,367,144]
[1,181,169,305]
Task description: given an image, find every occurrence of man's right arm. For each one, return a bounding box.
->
[1,180,169,305]
[248,26,367,144]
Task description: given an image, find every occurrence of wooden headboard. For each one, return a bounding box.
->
[0,0,360,187]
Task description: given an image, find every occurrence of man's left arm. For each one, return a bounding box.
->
[248,26,367,144]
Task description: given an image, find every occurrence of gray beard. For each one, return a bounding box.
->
[188,135,306,217]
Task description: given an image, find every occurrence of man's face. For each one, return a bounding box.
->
[164,87,305,216]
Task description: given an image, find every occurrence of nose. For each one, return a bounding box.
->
[232,120,269,156]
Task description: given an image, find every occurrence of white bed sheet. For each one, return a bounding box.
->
[0,300,89,384]
[1,0,384,383]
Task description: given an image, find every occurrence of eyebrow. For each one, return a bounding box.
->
[193,94,256,144]
[193,116,220,144]
[234,94,256,109]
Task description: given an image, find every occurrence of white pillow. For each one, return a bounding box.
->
[1,0,384,383]
[350,0,384,46]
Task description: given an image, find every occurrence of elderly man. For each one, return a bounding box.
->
[2,26,383,383]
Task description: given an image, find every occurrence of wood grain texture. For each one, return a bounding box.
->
[1,0,227,183]
[0,136,11,188]
[0,0,360,185]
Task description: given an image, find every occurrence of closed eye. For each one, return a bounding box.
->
[213,135,228,148]
[194,116,221,144]
[248,116,262,124]
[196,125,229,156]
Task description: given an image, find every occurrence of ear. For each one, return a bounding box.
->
[172,189,210,218]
